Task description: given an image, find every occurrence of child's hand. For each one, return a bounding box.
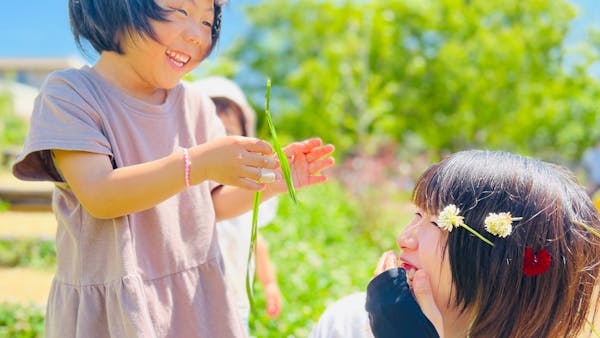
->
[266,138,335,194]
[263,282,282,319]
[190,136,278,190]
[373,250,399,277]
[412,270,445,337]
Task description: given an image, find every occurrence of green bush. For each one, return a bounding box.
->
[0,239,56,269]
[0,303,44,338]
[0,92,27,148]
[249,180,409,337]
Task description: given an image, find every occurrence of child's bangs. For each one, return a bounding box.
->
[411,162,447,216]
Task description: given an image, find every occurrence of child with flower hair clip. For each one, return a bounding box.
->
[11,0,334,337]
[367,150,600,338]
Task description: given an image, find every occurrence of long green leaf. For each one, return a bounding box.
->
[245,191,261,308]
[264,79,297,203]
[246,78,299,311]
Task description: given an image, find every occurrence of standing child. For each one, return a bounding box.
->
[366,150,600,337]
[12,1,334,337]
[195,76,282,331]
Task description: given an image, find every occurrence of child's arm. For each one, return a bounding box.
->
[212,138,335,221]
[53,136,277,219]
[256,234,282,318]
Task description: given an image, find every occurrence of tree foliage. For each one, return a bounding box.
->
[216,0,600,162]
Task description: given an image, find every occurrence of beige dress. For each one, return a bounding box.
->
[12,66,245,338]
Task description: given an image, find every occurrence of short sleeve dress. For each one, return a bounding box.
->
[12,66,246,338]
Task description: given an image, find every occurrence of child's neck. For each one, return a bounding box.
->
[443,307,473,338]
[93,52,167,105]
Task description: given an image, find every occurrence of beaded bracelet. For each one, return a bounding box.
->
[181,147,191,188]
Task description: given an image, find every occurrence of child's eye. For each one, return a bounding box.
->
[170,8,188,16]
[202,21,213,28]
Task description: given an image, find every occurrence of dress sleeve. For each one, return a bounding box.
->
[12,73,112,182]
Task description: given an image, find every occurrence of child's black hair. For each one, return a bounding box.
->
[412,150,600,337]
[68,0,224,55]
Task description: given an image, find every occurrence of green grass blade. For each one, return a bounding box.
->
[245,190,261,309]
[264,79,297,204]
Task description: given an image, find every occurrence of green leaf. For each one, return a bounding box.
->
[246,191,262,308]
[246,78,299,311]
[264,78,297,203]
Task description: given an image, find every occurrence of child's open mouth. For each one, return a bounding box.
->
[166,49,191,68]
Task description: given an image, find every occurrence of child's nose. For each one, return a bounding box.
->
[184,25,206,46]
[397,229,418,251]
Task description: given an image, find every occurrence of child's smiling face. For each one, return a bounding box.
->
[397,207,454,313]
[121,0,216,89]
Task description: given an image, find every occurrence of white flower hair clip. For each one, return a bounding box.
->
[437,205,522,246]
[484,212,521,238]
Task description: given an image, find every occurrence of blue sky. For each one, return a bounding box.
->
[0,1,598,63]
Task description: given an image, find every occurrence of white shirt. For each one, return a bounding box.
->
[216,197,279,325]
[309,292,373,338]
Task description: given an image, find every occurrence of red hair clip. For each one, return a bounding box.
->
[522,247,551,276]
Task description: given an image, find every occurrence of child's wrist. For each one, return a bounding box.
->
[180,147,191,188]
[186,147,208,186]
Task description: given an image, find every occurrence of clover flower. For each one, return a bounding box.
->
[437,204,494,246]
[484,212,521,238]
[437,204,464,232]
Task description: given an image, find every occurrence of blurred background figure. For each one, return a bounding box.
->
[309,292,372,338]
[195,76,282,332]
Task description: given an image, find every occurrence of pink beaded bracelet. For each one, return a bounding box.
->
[181,147,191,188]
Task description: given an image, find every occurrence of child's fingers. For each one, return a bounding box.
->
[242,137,274,155]
[374,251,398,276]
[412,270,444,336]
[305,144,335,162]
[305,175,328,186]
[309,157,335,175]
[243,152,279,170]
[383,251,398,271]
[283,138,323,155]
[266,293,282,318]
[240,165,277,184]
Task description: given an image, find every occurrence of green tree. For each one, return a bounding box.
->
[216,0,600,161]
[0,91,27,149]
